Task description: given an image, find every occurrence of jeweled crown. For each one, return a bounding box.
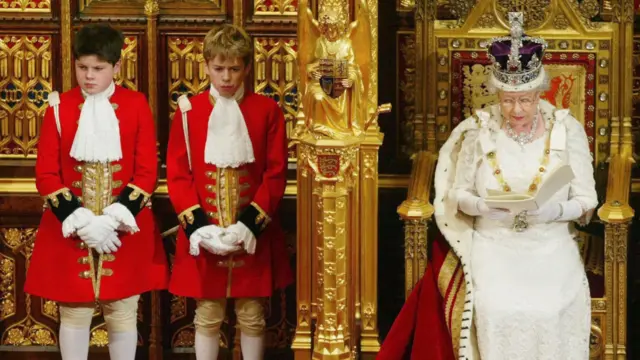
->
[487,12,548,89]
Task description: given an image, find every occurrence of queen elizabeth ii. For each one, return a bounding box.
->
[432,12,597,360]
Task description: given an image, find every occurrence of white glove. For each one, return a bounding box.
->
[61,207,95,238]
[227,222,257,255]
[94,232,122,254]
[457,192,510,221]
[528,199,584,224]
[103,202,139,234]
[189,225,242,256]
[77,215,121,252]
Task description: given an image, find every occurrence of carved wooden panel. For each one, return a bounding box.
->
[0,34,53,159]
[0,227,153,349]
[397,31,415,158]
[253,0,298,16]
[633,35,640,178]
[114,35,140,91]
[254,37,298,156]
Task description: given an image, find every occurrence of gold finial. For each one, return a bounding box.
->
[144,0,159,16]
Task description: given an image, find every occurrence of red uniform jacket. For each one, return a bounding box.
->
[167,91,293,299]
[25,86,169,303]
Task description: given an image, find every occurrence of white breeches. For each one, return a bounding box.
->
[194,298,265,336]
[59,295,139,332]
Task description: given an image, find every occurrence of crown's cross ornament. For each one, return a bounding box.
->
[507,12,524,71]
[486,12,548,92]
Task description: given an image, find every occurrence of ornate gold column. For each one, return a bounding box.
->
[600,2,636,359]
[61,0,73,91]
[397,151,436,298]
[357,0,382,355]
[145,0,159,120]
[144,2,161,360]
[294,0,385,357]
[301,137,360,360]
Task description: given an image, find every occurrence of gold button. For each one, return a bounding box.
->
[101,268,114,276]
[79,270,91,279]
[77,241,87,250]
[74,165,83,172]
[205,184,214,192]
[207,212,215,218]
[206,198,215,206]
[72,181,82,188]
[205,171,214,179]
[77,256,90,265]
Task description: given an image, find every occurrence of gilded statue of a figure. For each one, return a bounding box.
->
[297,0,373,140]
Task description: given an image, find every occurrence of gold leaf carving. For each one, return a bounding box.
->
[495,0,552,29]
[114,36,139,91]
[254,0,297,15]
[3,320,56,346]
[0,0,51,12]
[553,13,570,30]
[90,327,109,347]
[167,37,207,120]
[42,300,59,322]
[0,254,16,320]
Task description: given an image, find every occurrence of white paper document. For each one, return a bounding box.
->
[483,164,575,212]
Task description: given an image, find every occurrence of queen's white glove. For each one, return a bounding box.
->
[227,222,257,254]
[457,191,510,221]
[77,215,121,252]
[528,199,584,224]
[189,225,242,256]
[61,207,95,238]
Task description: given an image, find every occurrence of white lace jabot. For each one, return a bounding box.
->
[204,84,255,168]
[70,82,122,163]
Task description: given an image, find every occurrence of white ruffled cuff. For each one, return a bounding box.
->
[103,202,140,234]
[61,207,95,238]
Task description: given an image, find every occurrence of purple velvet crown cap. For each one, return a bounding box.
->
[488,38,545,72]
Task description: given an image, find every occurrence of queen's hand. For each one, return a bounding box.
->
[475,199,511,221]
[457,191,510,220]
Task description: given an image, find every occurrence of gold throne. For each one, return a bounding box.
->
[398,1,635,359]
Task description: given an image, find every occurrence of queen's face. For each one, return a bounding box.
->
[498,90,541,126]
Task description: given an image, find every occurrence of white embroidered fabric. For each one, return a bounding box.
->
[70,82,122,162]
[452,102,596,360]
[204,84,255,168]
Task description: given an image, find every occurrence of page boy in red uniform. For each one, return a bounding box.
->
[167,24,292,359]
[25,24,168,360]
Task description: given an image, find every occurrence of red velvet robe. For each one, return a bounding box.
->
[377,234,459,360]
[167,90,293,299]
[25,86,169,303]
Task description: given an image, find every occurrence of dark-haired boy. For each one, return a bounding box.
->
[25,23,168,360]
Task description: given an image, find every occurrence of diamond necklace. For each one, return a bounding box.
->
[505,112,539,146]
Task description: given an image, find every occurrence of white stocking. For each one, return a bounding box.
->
[195,331,220,359]
[59,324,90,360]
